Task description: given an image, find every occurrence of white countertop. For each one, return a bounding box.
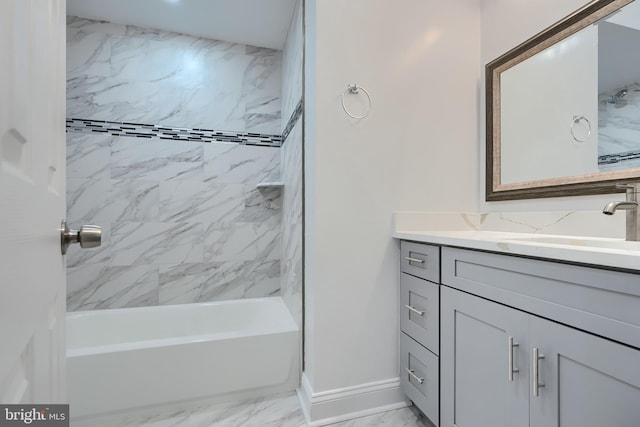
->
[393,230,640,272]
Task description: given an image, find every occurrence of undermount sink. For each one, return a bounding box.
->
[506,235,640,251]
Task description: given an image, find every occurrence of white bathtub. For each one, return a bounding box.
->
[66,297,300,419]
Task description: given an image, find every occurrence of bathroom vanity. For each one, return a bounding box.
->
[397,234,640,427]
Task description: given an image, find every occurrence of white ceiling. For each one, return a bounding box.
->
[67,0,297,50]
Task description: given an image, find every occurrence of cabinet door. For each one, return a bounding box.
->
[441,287,530,427]
[529,317,640,427]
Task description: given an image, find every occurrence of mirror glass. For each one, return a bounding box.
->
[487,0,640,200]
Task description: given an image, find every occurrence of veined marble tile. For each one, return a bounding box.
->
[281,222,302,328]
[67,17,283,131]
[67,179,116,226]
[598,82,640,157]
[245,45,281,57]
[280,120,303,328]
[244,100,281,135]
[204,143,280,185]
[74,408,192,427]
[158,263,208,305]
[282,122,303,227]
[243,260,281,298]
[110,36,192,83]
[67,263,158,311]
[159,259,280,304]
[67,16,126,38]
[66,132,111,179]
[204,221,280,262]
[67,178,159,225]
[72,393,430,427]
[197,262,249,302]
[281,0,304,130]
[67,75,205,126]
[332,406,427,427]
[66,30,112,80]
[392,211,626,239]
[243,54,282,134]
[243,55,282,95]
[158,180,245,225]
[111,137,203,181]
[188,393,305,427]
[111,222,203,266]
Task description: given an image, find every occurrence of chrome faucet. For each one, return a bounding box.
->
[603,183,640,241]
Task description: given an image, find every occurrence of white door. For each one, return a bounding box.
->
[0,0,67,403]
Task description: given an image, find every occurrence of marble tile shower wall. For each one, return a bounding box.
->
[281,0,304,132]
[280,0,304,328]
[67,17,282,135]
[66,134,282,310]
[598,81,640,171]
[66,17,288,310]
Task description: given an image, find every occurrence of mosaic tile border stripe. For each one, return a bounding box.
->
[66,118,283,147]
[599,150,640,165]
[282,99,303,144]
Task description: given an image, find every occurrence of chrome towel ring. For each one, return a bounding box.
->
[570,115,591,143]
[341,84,372,119]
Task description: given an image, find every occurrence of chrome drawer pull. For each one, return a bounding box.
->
[404,304,425,316]
[532,347,545,397]
[406,368,424,384]
[508,336,520,381]
[405,256,425,264]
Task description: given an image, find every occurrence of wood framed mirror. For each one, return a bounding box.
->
[486,0,640,201]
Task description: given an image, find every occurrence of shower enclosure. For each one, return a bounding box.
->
[65,1,303,420]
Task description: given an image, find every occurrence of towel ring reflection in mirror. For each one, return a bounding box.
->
[570,115,591,143]
[341,84,372,119]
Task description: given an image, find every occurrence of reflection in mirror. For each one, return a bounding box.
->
[598,7,640,172]
[487,0,640,200]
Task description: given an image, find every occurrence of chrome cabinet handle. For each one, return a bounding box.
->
[60,219,102,255]
[404,305,425,316]
[406,368,424,384]
[508,336,520,382]
[405,256,424,264]
[532,347,545,397]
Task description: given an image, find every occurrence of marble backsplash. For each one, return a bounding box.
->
[66,133,282,311]
[67,17,282,135]
[393,210,626,238]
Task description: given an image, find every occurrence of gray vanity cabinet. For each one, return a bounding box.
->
[528,316,640,427]
[440,286,529,427]
[440,247,640,427]
[399,241,440,426]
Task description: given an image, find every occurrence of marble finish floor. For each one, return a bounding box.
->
[75,393,430,427]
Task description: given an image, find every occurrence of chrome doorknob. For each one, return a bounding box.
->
[60,220,102,255]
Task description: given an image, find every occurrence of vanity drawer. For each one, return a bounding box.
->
[401,241,440,283]
[400,333,439,426]
[441,247,640,349]
[401,273,439,354]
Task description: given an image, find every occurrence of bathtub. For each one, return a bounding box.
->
[66,297,300,419]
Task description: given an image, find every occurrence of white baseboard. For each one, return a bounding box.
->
[297,374,408,426]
